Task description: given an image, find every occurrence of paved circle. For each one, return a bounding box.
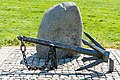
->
[0,47,120,80]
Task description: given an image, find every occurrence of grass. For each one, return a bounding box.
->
[0,0,120,49]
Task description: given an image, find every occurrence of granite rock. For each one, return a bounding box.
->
[36,2,83,58]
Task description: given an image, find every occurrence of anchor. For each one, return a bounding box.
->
[17,32,114,72]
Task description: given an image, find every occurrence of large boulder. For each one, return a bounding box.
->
[36,2,83,58]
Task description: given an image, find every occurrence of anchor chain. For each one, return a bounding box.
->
[20,38,56,70]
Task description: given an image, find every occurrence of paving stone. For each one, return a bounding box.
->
[92,77,100,80]
[52,78,60,80]
[113,77,120,80]
[53,74,60,78]
[69,74,76,78]
[70,76,79,80]
[99,77,107,80]
[45,74,53,78]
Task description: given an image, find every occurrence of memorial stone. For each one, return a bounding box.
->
[36,2,83,58]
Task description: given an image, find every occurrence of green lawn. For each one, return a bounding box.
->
[0,0,120,48]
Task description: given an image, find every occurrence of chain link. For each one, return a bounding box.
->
[20,39,57,70]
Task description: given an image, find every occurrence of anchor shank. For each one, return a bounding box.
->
[18,36,100,58]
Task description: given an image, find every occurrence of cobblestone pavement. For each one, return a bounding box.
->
[0,47,120,80]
